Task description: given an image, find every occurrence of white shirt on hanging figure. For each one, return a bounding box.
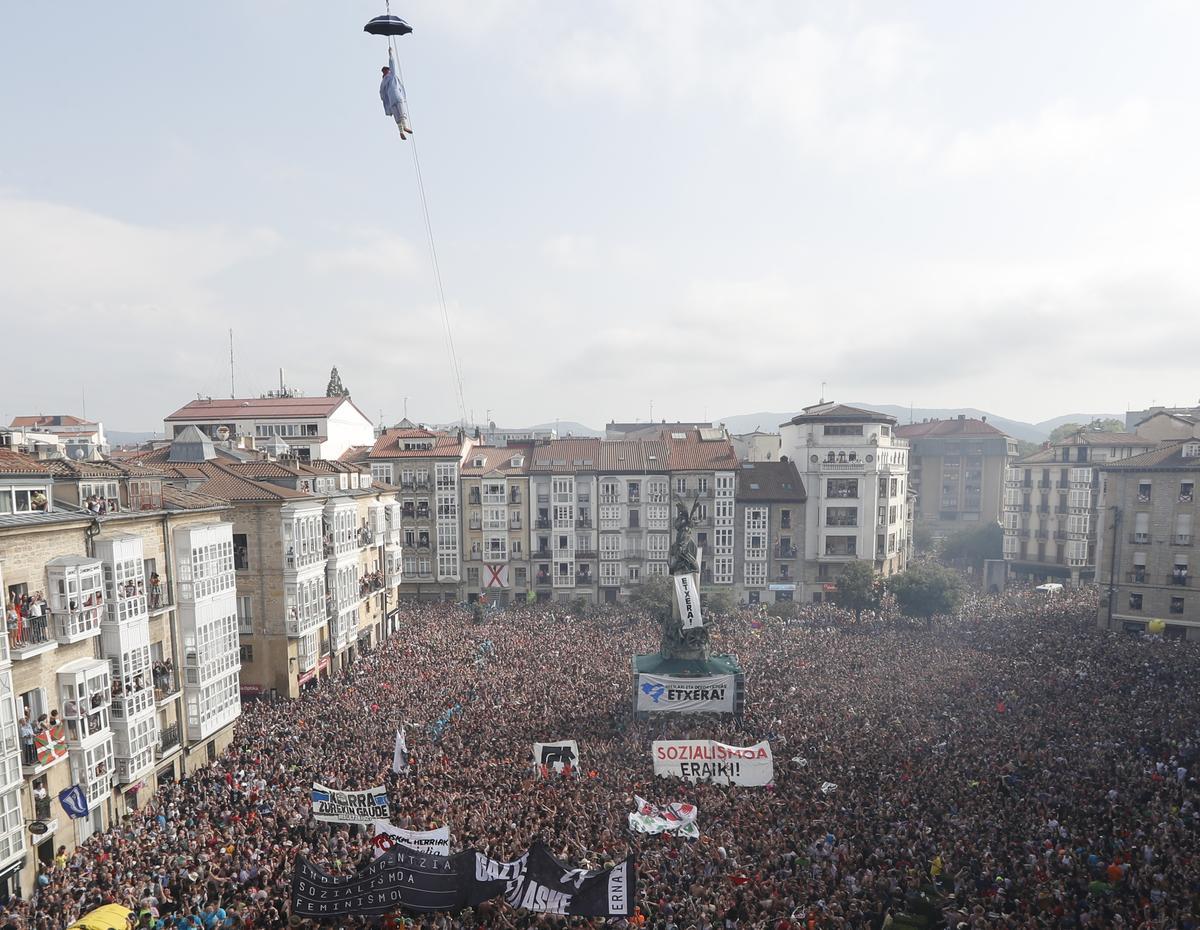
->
[380,50,412,139]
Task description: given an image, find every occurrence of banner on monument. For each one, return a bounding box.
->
[674,573,704,629]
[636,674,735,714]
[627,795,700,840]
[371,821,451,858]
[533,740,579,776]
[652,740,774,786]
[291,841,634,918]
[311,783,391,823]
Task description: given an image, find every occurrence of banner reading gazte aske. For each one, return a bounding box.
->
[636,673,735,714]
[311,783,390,823]
[652,740,774,786]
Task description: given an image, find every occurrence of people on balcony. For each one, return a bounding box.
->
[149,572,163,608]
[18,716,34,765]
[7,592,50,647]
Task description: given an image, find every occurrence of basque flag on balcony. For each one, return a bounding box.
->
[59,784,89,819]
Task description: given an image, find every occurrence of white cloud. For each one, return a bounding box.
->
[309,233,419,278]
[941,99,1153,176]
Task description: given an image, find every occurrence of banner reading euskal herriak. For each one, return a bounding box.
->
[371,821,451,858]
[311,783,390,823]
[652,740,774,786]
[636,673,735,714]
[291,841,635,918]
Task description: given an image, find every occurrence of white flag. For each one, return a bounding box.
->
[392,727,409,774]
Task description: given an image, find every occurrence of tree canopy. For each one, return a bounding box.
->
[1048,417,1124,444]
[834,561,881,620]
[889,562,964,621]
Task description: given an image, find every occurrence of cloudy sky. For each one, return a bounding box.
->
[3,1,1198,432]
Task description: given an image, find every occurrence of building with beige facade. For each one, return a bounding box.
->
[131,429,404,698]
[1003,429,1158,585]
[1096,438,1200,638]
[0,449,239,897]
[895,416,1017,542]
[353,423,472,602]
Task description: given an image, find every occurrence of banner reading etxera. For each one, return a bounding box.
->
[652,739,774,786]
[636,673,735,714]
[291,841,634,918]
[674,573,704,629]
[311,783,390,823]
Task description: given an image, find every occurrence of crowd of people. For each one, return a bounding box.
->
[2,585,1198,930]
[5,591,49,648]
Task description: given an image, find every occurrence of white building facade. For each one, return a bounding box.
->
[779,403,910,598]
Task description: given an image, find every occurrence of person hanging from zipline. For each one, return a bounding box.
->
[379,48,413,139]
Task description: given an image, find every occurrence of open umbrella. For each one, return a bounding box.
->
[364,14,412,36]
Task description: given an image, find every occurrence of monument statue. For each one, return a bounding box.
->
[661,495,710,661]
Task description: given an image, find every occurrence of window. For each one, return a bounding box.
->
[236,595,253,633]
[467,567,480,586]
[1138,481,1152,502]
[1,485,51,513]
[1170,596,1184,614]
[697,477,709,493]
[675,478,687,494]
[1128,593,1142,610]
[824,536,857,556]
[370,463,394,485]
[827,478,858,499]
[233,534,248,571]
[239,644,254,663]
[628,509,640,529]
[1181,482,1195,503]
[823,425,863,436]
[825,507,857,527]
[780,509,791,529]
[1134,512,1150,544]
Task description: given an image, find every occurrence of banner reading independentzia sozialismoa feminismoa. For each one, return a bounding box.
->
[291,841,635,918]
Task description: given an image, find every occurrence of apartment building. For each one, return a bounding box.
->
[661,429,740,590]
[460,445,532,605]
[164,396,375,462]
[1095,438,1200,638]
[895,416,1017,542]
[355,426,471,602]
[779,403,910,599]
[528,439,600,604]
[0,449,238,896]
[595,439,671,602]
[138,430,404,696]
[731,431,782,463]
[1003,430,1157,585]
[734,461,807,604]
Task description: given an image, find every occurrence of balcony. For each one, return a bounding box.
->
[535,517,551,529]
[575,572,594,585]
[509,517,523,529]
[402,506,415,519]
[824,517,858,528]
[414,508,430,521]
[535,573,551,586]
[575,517,593,528]
[146,582,171,613]
[9,619,56,659]
[468,492,482,505]
[534,548,551,559]
[357,528,374,548]
[157,721,180,757]
[773,544,798,559]
[1174,535,1193,546]
[1180,492,1194,503]
[153,666,179,703]
[1127,571,1148,584]
[52,604,105,645]
[1170,572,1190,587]
[468,518,482,530]
[599,494,620,504]
[34,795,51,820]
[1129,533,1151,544]
[110,683,155,721]
[1035,530,1049,541]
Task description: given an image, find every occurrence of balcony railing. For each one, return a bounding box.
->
[146,582,171,612]
[575,573,593,584]
[1170,573,1191,587]
[153,667,179,702]
[9,618,53,652]
[1174,535,1193,546]
[575,517,592,528]
[773,544,798,559]
[535,518,551,529]
[52,605,104,644]
[34,795,51,820]
[158,721,180,756]
[1127,571,1147,584]
[1129,533,1151,544]
[535,573,551,586]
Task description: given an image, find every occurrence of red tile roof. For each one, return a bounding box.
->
[528,438,602,473]
[895,418,1008,439]
[0,450,53,475]
[164,396,367,421]
[784,403,896,426]
[460,444,534,476]
[366,429,467,460]
[10,414,98,428]
[597,439,670,473]
[1099,440,1200,470]
[661,430,739,472]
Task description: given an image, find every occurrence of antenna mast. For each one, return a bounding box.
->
[229,329,236,398]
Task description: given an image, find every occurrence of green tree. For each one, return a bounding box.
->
[1048,417,1124,444]
[834,561,880,621]
[628,574,673,618]
[889,562,964,623]
[703,587,735,616]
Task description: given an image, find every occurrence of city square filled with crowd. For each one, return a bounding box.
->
[3,586,1198,930]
